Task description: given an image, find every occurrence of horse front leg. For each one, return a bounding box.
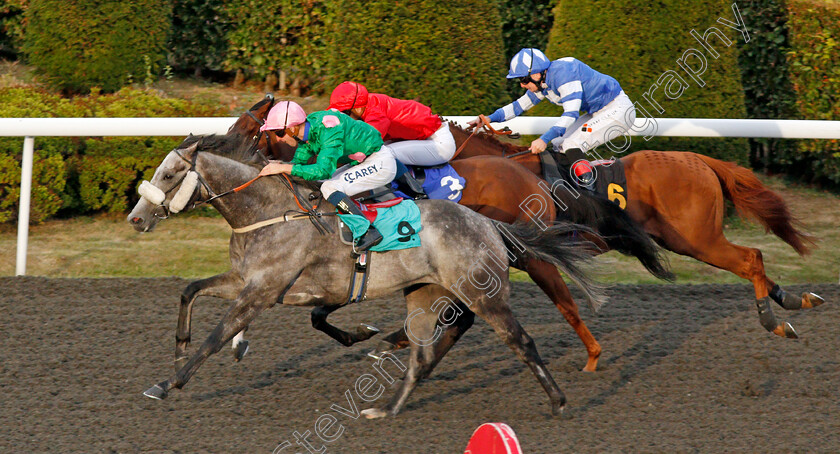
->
[146,283,276,400]
[176,271,244,370]
[310,305,381,347]
[527,259,601,372]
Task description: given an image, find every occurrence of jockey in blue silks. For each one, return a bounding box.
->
[470,48,636,187]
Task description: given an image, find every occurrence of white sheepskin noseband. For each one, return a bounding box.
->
[169,171,199,213]
[138,180,165,205]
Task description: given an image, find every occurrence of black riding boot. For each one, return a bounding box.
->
[396,173,428,200]
[331,193,383,251]
[564,147,588,165]
[564,147,595,190]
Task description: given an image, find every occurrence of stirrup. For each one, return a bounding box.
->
[396,173,428,200]
[355,228,383,252]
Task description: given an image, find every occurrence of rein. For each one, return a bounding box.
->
[166,148,334,235]
[455,114,522,159]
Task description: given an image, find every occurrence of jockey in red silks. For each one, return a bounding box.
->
[329,81,457,199]
[258,100,397,251]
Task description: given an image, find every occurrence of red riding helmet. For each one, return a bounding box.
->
[329,81,369,112]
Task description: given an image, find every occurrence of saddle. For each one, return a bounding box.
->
[337,197,422,305]
[338,198,404,244]
[333,162,464,305]
[539,151,629,210]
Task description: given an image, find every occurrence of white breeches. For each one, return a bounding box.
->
[319,145,398,199]
[387,122,456,166]
[552,92,636,154]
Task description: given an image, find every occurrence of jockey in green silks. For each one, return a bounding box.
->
[258,100,397,251]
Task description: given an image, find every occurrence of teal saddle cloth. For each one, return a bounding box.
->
[337,199,422,252]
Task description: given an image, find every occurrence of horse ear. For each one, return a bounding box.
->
[265,93,275,102]
[180,140,199,157]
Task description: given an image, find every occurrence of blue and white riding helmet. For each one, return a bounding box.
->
[506,48,551,79]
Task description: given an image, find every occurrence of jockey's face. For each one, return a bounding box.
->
[520,73,541,92]
[278,126,300,147]
[346,106,365,120]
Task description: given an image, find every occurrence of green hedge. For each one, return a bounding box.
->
[23,0,172,93]
[544,0,748,163]
[0,0,26,58]
[735,0,799,170]
[786,0,840,185]
[327,0,507,115]
[499,0,557,98]
[168,0,230,77]
[0,87,225,223]
[224,0,329,91]
[0,148,64,223]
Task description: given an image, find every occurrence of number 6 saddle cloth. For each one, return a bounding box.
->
[540,152,628,210]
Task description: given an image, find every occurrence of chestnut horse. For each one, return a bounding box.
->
[217,95,671,372]
[449,123,824,339]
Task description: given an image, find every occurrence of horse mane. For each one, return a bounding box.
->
[179,134,322,192]
[447,121,527,155]
[179,134,265,168]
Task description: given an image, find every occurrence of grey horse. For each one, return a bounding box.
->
[127,133,604,417]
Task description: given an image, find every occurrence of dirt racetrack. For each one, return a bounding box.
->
[1,277,838,453]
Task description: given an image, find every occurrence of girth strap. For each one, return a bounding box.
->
[232,212,335,234]
[345,252,371,304]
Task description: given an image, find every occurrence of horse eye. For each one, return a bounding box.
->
[164,174,173,180]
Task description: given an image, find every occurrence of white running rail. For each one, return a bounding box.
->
[3,116,840,275]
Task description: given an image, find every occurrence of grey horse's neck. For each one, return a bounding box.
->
[195,152,306,230]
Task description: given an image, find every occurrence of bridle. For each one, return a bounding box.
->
[149,146,334,234]
[243,98,276,162]
[456,115,522,159]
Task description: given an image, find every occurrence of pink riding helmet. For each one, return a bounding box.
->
[260,100,307,132]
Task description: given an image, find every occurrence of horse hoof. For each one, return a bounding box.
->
[802,292,825,309]
[233,340,250,362]
[783,322,798,339]
[367,340,398,360]
[359,324,380,335]
[353,324,381,342]
[143,384,168,400]
[174,356,188,371]
[361,408,388,419]
[551,402,566,416]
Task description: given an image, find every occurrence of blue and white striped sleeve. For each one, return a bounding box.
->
[487,90,545,123]
[540,80,583,143]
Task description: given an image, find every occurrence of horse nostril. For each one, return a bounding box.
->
[130,216,143,225]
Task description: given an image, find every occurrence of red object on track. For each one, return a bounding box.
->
[464,423,523,454]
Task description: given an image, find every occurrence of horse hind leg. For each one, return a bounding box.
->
[768,283,825,310]
[362,287,473,419]
[691,236,798,339]
[367,328,410,360]
[364,316,475,419]
[471,292,566,415]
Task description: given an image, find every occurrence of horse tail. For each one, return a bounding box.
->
[695,154,815,256]
[497,221,607,313]
[557,191,674,281]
